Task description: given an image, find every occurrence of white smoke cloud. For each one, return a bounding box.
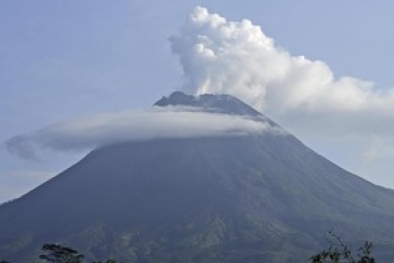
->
[5,107,276,160]
[170,6,394,117]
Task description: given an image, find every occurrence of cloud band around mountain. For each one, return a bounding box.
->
[5,107,278,160]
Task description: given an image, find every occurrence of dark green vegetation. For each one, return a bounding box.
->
[0,235,376,263]
[1,243,113,263]
[39,244,84,263]
[310,231,375,263]
[1,92,394,262]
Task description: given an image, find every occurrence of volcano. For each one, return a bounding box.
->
[1,92,394,263]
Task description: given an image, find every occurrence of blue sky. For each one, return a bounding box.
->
[1,1,394,202]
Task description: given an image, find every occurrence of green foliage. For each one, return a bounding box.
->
[310,231,375,263]
[0,243,119,263]
[38,244,120,263]
[39,244,84,263]
[0,235,379,263]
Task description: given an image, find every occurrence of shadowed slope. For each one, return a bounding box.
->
[1,93,394,262]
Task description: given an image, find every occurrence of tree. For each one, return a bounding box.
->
[310,231,375,263]
[39,244,84,263]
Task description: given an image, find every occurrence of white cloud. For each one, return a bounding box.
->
[170,6,394,119]
[5,107,277,160]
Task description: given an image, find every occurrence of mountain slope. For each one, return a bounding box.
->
[1,92,394,263]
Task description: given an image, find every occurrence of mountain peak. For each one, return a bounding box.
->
[3,91,394,262]
[154,91,262,117]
